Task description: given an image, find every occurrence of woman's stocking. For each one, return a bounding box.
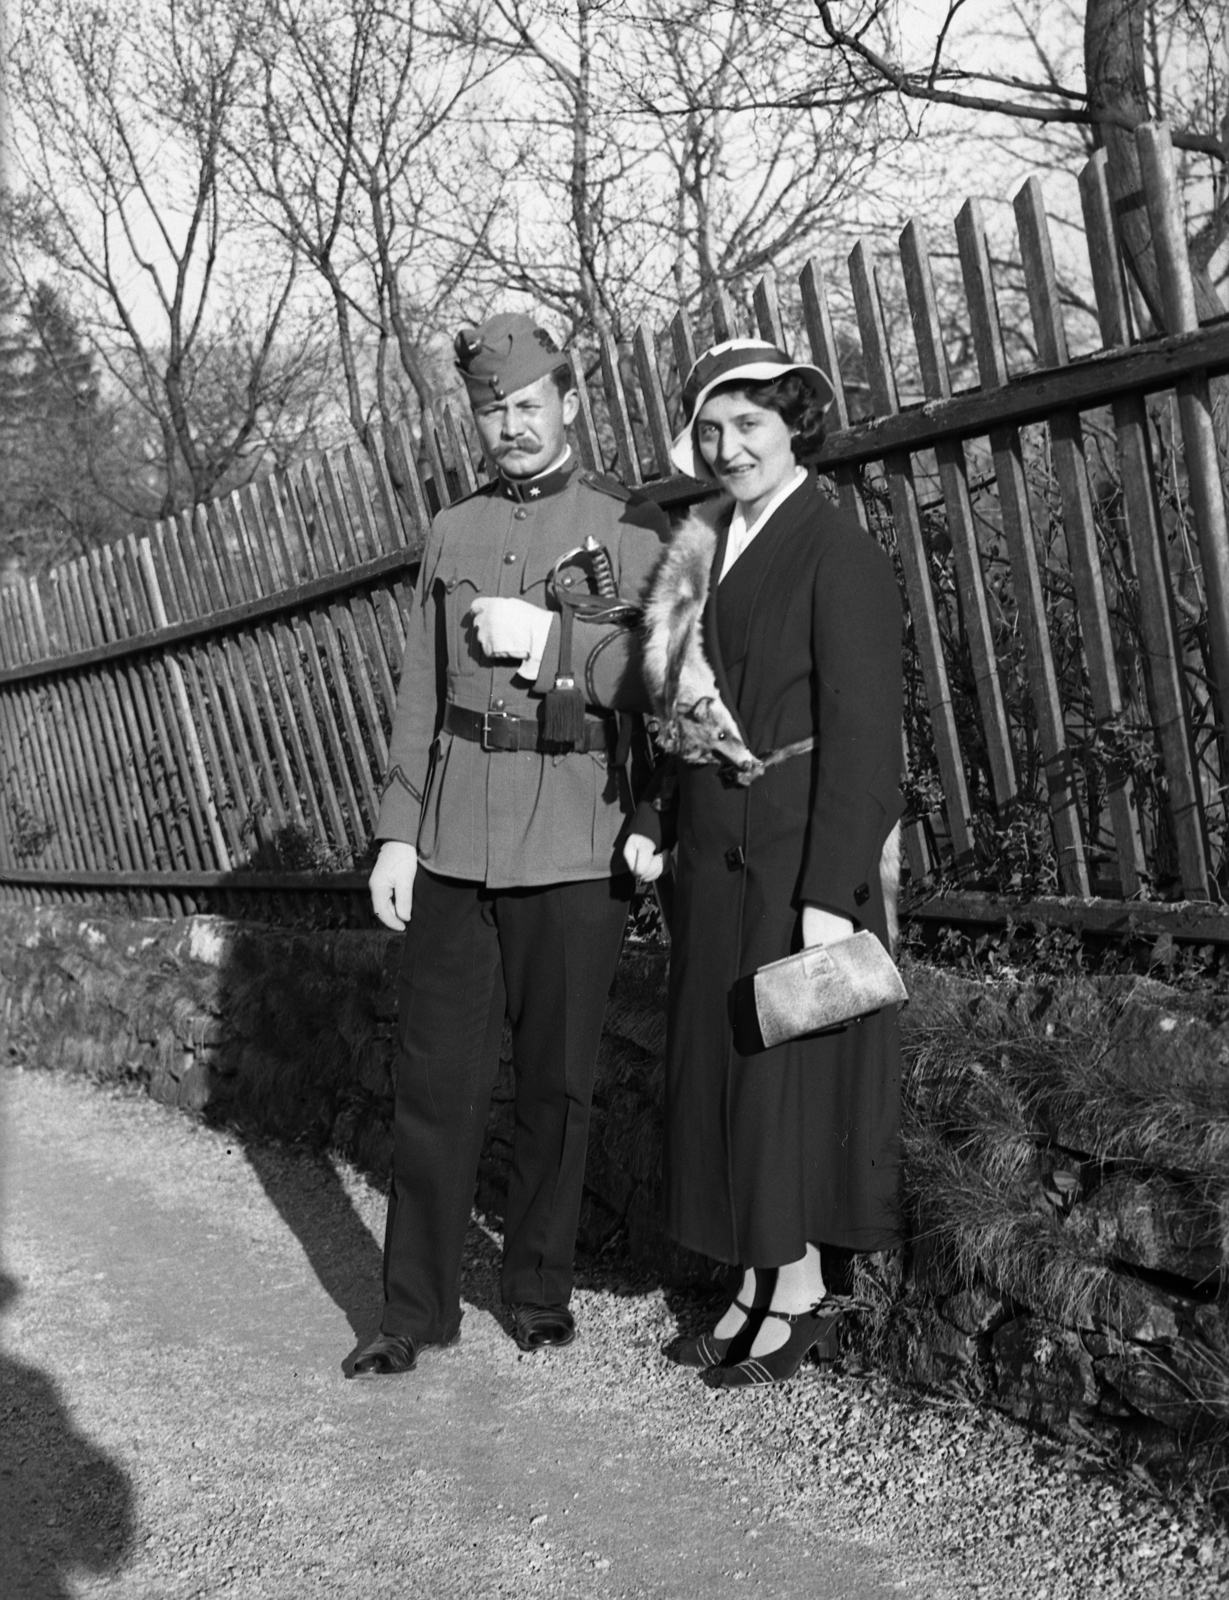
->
[749,1244,825,1357]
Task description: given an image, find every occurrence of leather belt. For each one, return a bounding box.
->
[443,701,610,754]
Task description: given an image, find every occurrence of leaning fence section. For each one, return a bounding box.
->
[3,120,1229,925]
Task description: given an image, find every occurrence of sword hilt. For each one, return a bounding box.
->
[583,536,618,598]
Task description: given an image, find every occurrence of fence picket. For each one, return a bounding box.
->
[753,271,787,347]
[899,219,1018,819]
[10,677,78,872]
[369,436,415,550]
[421,409,453,509]
[599,332,644,485]
[38,563,129,870]
[138,546,233,869]
[339,595,396,755]
[343,445,389,557]
[670,309,699,395]
[633,323,675,476]
[385,422,434,539]
[798,258,867,527]
[154,531,250,861]
[442,404,479,498]
[47,573,119,869]
[568,349,602,470]
[32,582,108,872]
[0,596,70,872]
[709,284,739,343]
[244,629,318,835]
[329,598,387,796]
[190,506,231,611]
[956,197,1091,895]
[1014,177,1146,893]
[849,241,976,876]
[290,619,362,847]
[1079,151,1211,897]
[220,633,294,834]
[1137,123,1229,747]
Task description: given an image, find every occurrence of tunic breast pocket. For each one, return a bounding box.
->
[434,564,483,680]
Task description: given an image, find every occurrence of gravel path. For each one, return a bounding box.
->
[2,1065,1225,1600]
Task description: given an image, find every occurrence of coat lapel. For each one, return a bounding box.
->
[703,517,754,751]
[718,474,818,693]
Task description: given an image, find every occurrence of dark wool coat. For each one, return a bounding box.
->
[635,475,905,1266]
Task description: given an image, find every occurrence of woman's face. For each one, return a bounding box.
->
[695,390,796,513]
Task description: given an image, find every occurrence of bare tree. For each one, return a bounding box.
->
[231,0,496,445]
[10,0,327,519]
[804,0,1228,325]
[442,0,922,341]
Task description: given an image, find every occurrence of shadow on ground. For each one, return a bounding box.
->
[237,1137,385,1339]
[0,1270,136,1600]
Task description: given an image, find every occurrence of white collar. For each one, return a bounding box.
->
[721,467,807,580]
[528,445,572,479]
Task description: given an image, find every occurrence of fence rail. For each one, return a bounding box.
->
[3,120,1229,927]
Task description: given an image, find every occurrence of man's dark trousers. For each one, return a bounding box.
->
[380,866,630,1343]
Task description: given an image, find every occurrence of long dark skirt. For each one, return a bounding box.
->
[661,761,901,1266]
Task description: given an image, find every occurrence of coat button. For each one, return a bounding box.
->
[492,698,505,711]
[854,882,870,905]
[504,551,518,563]
[725,846,746,870]
[513,507,528,520]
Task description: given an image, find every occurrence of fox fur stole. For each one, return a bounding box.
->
[641,497,901,945]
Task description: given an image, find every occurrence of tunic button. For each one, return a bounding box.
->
[724,846,746,870]
[513,507,528,520]
[492,698,505,711]
[504,551,518,563]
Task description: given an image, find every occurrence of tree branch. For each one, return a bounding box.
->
[812,0,1224,160]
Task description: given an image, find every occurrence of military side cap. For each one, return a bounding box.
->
[454,312,570,402]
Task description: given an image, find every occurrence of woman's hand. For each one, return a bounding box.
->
[801,904,854,948]
[623,833,665,884]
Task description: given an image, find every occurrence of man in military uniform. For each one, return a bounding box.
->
[354,313,668,1376]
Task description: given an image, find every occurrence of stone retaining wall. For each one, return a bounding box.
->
[0,904,700,1287]
[2,904,1225,1479]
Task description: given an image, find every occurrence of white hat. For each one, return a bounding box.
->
[670,338,835,476]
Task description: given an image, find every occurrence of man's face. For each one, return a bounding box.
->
[472,372,579,478]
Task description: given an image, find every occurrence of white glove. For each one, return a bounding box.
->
[468,596,541,660]
[623,832,666,884]
[369,840,418,931]
[801,904,855,947]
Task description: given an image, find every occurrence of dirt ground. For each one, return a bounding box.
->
[1,1065,1224,1600]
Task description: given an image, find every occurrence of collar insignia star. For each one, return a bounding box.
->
[529,486,542,497]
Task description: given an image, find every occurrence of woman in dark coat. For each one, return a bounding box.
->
[624,339,905,1388]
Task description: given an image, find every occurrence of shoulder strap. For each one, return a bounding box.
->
[578,468,632,503]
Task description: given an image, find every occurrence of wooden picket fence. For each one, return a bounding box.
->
[3,121,1229,934]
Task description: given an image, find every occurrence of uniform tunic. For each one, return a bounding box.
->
[637,475,905,1266]
[376,457,668,878]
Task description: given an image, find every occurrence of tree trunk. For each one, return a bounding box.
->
[1084,0,1224,330]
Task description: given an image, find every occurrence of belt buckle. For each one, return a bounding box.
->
[480,710,517,751]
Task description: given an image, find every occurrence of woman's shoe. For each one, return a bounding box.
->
[702,1301,843,1388]
[669,1298,766,1369]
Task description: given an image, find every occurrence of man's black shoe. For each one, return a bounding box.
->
[351,1332,418,1376]
[511,1303,576,1352]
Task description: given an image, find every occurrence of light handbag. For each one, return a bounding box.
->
[752,930,907,1049]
